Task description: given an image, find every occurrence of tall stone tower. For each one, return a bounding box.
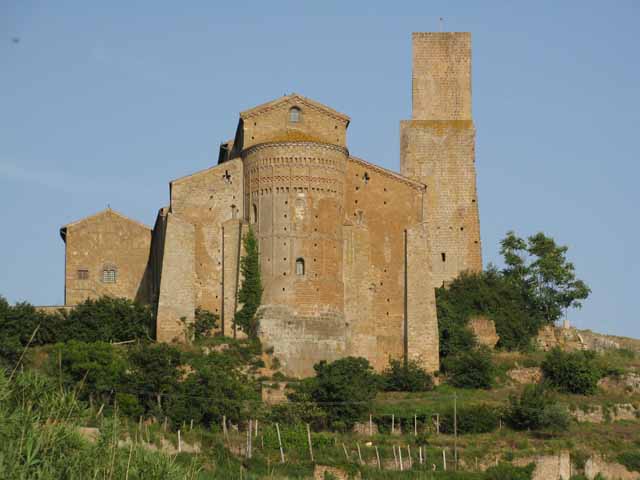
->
[400,32,482,287]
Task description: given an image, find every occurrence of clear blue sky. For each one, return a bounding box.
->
[1,1,638,338]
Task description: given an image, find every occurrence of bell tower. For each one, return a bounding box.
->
[400,32,482,287]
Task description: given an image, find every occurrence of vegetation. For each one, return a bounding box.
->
[505,383,570,431]
[437,231,590,355]
[443,347,495,389]
[381,358,434,392]
[290,356,379,430]
[192,307,218,340]
[234,227,263,338]
[541,348,604,395]
[440,403,500,434]
[0,296,152,366]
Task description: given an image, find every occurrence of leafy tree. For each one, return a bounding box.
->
[541,348,603,395]
[291,357,380,430]
[126,343,182,412]
[235,227,263,338]
[51,340,127,402]
[59,297,152,343]
[501,231,590,324]
[165,352,258,427]
[443,347,495,389]
[381,358,434,392]
[505,382,570,431]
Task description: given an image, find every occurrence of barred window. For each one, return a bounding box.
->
[102,265,117,283]
[289,107,301,123]
[77,269,89,280]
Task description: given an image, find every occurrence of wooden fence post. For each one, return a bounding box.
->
[391,414,395,435]
[442,449,446,471]
[357,442,363,465]
[178,430,182,453]
[306,423,314,462]
[342,443,350,461]
[399,445,404,471]
[275,423,285,463]
[375,446,381,469]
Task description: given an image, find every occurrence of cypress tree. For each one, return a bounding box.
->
[235,227,263,338]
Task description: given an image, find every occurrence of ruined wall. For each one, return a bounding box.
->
[343,156,437,372]
[244,141,347,376]
[63,209,151,306]
[169,158,244,321]
[401,32,482,288]
[155,213,195,342]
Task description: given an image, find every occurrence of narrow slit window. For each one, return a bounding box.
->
[295,258,305,276]
[252,204,258,224]
[441,252,446,262]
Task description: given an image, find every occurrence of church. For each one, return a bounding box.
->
[58,32,482,377]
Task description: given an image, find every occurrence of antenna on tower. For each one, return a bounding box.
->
[439,17,444,32]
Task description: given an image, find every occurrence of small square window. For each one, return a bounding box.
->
[102,269,116,283]
[77,269,89,280]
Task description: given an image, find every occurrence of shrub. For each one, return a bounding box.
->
[440,403,500,434]
[381,358,434,392]
[192,307,218,340]
[485,462,535,480]
[617,451,640,473]
[505,383,570,431]
[443,347,495,389]
[541,348,603,395]
[290,356,379,430]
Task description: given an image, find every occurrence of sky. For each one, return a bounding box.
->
[1,1,638,338]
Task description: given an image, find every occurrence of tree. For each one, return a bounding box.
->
[541,348,603,395]
[505,382,570,431]
[501,231,590,324]
[126,343,182,412]
[235,227,263,338]
[443,347,495,389]
[51,340,127,402]
[192,307,218,340]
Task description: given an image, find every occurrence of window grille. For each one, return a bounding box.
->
[289,107,301,123]
[77,269,89,280]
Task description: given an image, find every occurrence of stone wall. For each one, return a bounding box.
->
[155,213,196,342]
[401,32,482,288]
[62,209,152,306]
[169,158,244,320]
[343,156,438,372]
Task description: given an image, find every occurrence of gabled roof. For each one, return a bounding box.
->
[240,93,350,124]
[60,208,151,241]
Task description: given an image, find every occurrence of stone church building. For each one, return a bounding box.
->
[58,33,482,376]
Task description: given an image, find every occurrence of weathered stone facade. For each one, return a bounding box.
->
[57,32,483,377]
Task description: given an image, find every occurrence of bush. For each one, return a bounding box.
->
[191,307,218,340]
[505,383,570,431]
[485,462,535,480]
[290,356,379,430]
[617,451,640,473]
[443,347,495,389]
[541,348,603,395]
[440,403,500,434]
[381,358,434,392]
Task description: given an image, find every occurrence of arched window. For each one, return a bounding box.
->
[295,258,305,276]
[289,107,301,123]
[102,264,117,283]
[252,203,258,224]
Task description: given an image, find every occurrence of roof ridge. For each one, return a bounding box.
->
[348,156,426,191]
[240,94,350,123]
[62,208,151,231]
